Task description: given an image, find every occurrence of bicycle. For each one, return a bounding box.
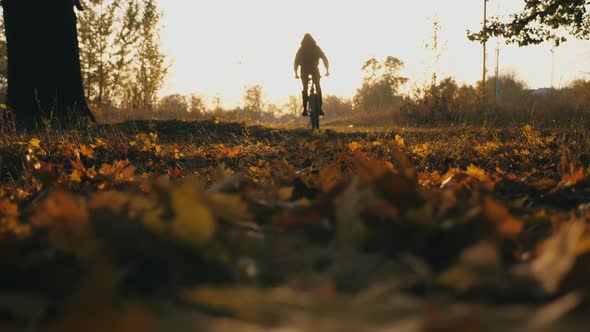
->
[305,76,321,130]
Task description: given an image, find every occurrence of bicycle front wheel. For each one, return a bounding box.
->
[309,94,320,130]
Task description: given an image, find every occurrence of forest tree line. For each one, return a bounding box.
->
[0,0,588,127]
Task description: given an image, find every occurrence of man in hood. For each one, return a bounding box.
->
[294,33,330,116]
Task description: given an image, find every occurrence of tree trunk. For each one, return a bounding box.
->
[2,0,94,131]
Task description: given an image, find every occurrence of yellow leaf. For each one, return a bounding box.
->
[70,170,82,183]
[95,138,107,147]
[347,141,361,151]
[170,185,216,248]
[394,134,405,147]
[79,144,95,159]
[141,182,216,248]
[207,192,251,222]
[28,138,41,149]
[178,287,261,318]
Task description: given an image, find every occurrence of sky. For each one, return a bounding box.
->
[157,0,590,108]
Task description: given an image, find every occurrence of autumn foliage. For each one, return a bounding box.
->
[1,120,590,330]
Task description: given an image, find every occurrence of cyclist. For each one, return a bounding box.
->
[294,33,330,116]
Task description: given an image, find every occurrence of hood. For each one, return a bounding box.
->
[301,33,317,46]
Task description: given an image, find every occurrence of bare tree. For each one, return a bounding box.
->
[243,85,264,113]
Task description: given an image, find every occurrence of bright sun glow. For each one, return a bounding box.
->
[157,0,590,108]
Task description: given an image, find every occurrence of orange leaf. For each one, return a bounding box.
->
[71,158,85,172]
[222,146,241,158]
[0,199,18,218]
[28,138,41,149]
[79,144,95,159]
[347,141,362,151]
[31,190,98,260]
[466,164,489,182]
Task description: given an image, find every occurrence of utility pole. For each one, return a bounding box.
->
[495,39,500,109]
[550,47,555,89]
[482,0,488,110]
[214,94,222,111]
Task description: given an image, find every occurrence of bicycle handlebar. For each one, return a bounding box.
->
[296,72,330,79]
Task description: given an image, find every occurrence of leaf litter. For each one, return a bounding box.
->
[0,121,590,331]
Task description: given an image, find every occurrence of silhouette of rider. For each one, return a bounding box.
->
[294,33,329,116]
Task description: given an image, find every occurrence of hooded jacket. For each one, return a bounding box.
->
[294,34,329,74]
